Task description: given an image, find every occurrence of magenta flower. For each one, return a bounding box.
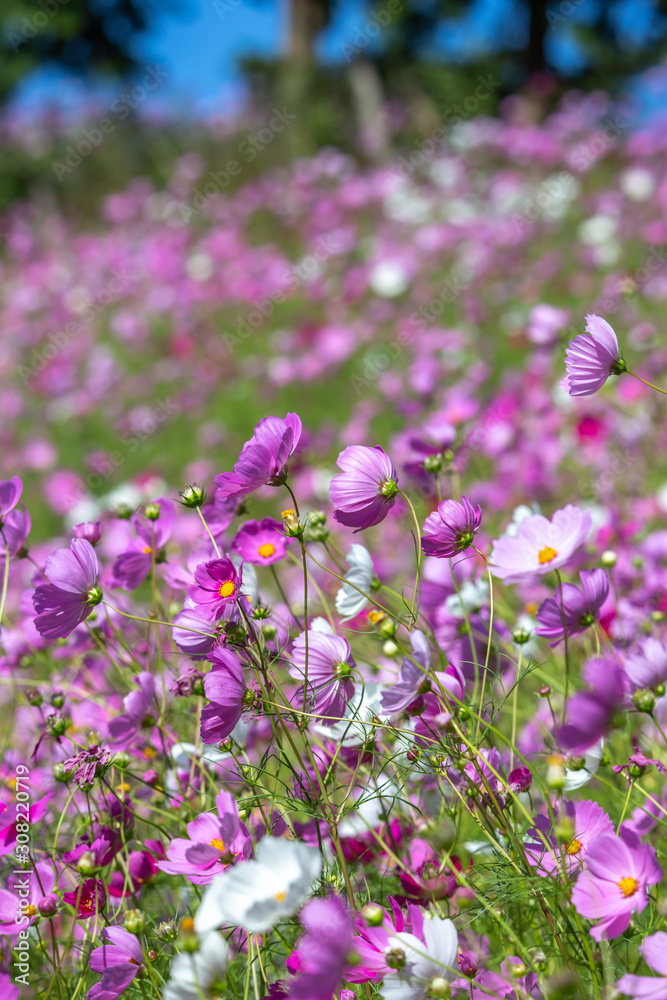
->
[188,556,241,617]
[87,925,144,1000]
[381,631,433,716]
[571,829,662,940]
[73,521,103,545]
[200,647,251,745]
[490,505,592,584]
[330,445,399,532]
[232,517,292,566]
[288,895,353,1000]
[63,878,107,920]
[559,656,627,751]
[289,629,356,718]
[617,931,667,999]
[158,791,252,885]
[215,412,302,500]
[33,538,102,639]
[108,672,156,749]
[421,496,482,559]
[0,477,22,524]
[564,315,626,397]
[535,568,609,644]
[62,744,113,787]
[613,747,667,781]
[112,497,175,589]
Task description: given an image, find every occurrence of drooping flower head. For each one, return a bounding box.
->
[290,627,356,719]
[330,445,399,532]
[421,496,482,559]
[200,646,257,745]
[33,538,102,639]
[215,413,302,500]
[231,517,292,566]
[490,504,592,583]
[536,568,610,644]
[564,314,625,397]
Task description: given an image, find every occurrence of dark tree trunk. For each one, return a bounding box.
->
[527,0,547,76]
[287,0,329,63]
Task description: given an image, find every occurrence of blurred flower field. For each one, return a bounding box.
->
[3,87,667,998]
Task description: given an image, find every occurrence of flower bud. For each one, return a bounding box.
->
[423,454,443,474]
[115,503,134,520]
[52,762,67,783]
[113,752,131,769]
[77,851,97,875]
[512,626,531,645]
[382,640,399,658]
[600,550,617,567]
[538,685,551,698]
[384,947,407,970]
[178,484,206,508]
[74,521,103,546]
[281,509,302,536]
[38,895,58,918]
[261,623,278,640]
[147,949,158,961]
[155,920,178,942]
[50,691,65,709]
[26,688,43,707]
[144,502,161,521]
[360,904,384,926]
[565,754,586,772]
[632,688,656,714]
[546,754,566,790]
[378,617,397,639]
[428,977,451,998]
[124,909,145,934]
[509,962,526,978]
[45,713,67,738]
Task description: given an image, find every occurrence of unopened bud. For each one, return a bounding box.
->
[77,851,97,875]
[124,909,145,934]
[178,484,206,508]
[144,502,161,521]
[384,947,407,970]
[382,640,399,657]
[600,550,617,567]
[512,626,531,645]
[360,904,384,926]
[632,688,656,714]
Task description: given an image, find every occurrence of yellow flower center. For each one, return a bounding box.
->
[181,917,195,934]
[210,838,226,852]
[274,890,287,902]
[281,509,296,519]
[566,838,582,855]
[618,877,638,897]
[524,602,538,616]
[144,747,157,759]
[258,543,276,558]
[218,581,236,598]
[538,546,558,565]
[116,783,131,794]
[24,905,37,917]
[143,545,152,554]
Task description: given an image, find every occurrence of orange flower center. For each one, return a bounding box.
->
[538,546,558,565]
[210,838,226,852]
[218,581,236,598]
[258,543,276,558]
[566,838,582,856]
[618,877,638,897]
[142,545,152,554]
[24,905,37,917]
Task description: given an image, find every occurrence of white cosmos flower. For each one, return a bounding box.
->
[164,931,229,1000]
[335,544,375,621]
[380,914,458,1000]
[444,578,489,617]
[564,739,603,792]
[195,837,322,934]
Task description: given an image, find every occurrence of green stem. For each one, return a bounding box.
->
[627,370,667,396]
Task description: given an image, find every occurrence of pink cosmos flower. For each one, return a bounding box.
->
[524,799,614,877]
[232,517,292,566]
[172,603,221,655]
[215,412,302,500]
[73,521,103,545]
[87,925,144,1000]
[617,931,667,1000]
[33,538,102,638]
[330,445,399,532]
[563,315,625,397]
[112,497,175,589]
[188,556,241,616]
[421,497,482,559]
[489,505,592,584]
[108,851,157,898]
[571,829,662,940]
[289,629,356,719]
[535,568,609,644]
[158,790,252,885]
[624,637,667,690]
[288,895,354,1000]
